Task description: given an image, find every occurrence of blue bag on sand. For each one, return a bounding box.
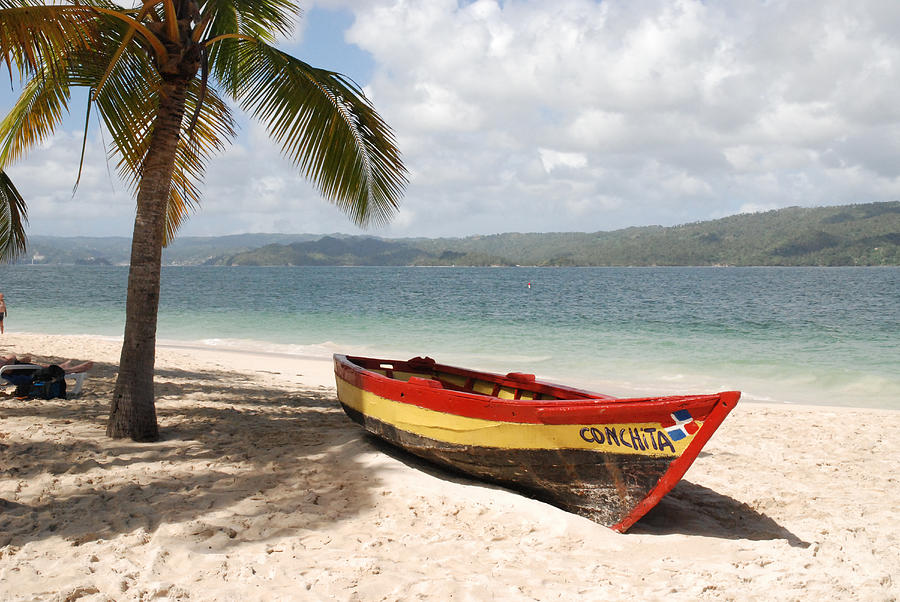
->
[17,365,67,400]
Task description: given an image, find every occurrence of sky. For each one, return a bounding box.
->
[3,0,900,239]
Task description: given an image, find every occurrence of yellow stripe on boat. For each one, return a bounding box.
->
[337,379,696,457]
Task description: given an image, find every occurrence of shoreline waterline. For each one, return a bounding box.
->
[3,265,897,410]
[4,331,897,412]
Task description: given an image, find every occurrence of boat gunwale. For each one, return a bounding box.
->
[335,354,737,426]
[341,353,609,401]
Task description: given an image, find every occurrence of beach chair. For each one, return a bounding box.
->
[0,363,88,398]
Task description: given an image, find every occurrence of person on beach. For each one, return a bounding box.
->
[0,354,94,374]
[0,293,6,334]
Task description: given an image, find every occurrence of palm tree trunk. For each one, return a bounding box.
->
[107,81,188,441]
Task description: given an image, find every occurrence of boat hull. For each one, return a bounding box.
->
[334,354,739,532]
[341,403,676,527]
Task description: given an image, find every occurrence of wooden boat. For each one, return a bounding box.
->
[334,354,739,532]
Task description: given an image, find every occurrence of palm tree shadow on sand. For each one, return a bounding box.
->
[362,434,809,548]
[0,363,381,548]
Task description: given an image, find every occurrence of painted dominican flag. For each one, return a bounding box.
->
[662,409,700,441]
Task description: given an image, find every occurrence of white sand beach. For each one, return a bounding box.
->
[1,332,897,601]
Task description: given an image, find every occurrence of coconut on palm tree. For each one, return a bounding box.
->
[0,1,407,441]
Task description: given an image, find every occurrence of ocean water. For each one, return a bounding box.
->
[2,265,898,409]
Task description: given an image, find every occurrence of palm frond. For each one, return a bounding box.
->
[163,83,235,243]
[200,0,300,44]
[0,4,99,78]
[91,42,235,243]
[0,4,163,170]
[201,0,300,95]
[0,61,71,169]
[222,40,407,226]
[0,169,27,262]
[88,38,162,176]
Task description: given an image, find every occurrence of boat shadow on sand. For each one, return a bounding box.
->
[630,481,810,547]
[363,434,809,548]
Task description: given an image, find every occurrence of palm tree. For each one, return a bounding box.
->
[0,1,407,441]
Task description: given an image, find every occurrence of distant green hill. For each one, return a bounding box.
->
[213,236,511,266]
[12,202,900,266]
[218,202,900,267]
[408,202,900,266]
[218,236,427,266]
[19,233,325,266]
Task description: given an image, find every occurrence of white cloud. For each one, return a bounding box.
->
[538,149,587,173]
[738,202,781,215]
[6,0,900,239]
[405,83,485,132]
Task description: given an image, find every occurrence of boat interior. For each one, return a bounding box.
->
[348,355,605,402]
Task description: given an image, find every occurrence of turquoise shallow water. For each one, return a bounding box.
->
[2,265,898,409]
